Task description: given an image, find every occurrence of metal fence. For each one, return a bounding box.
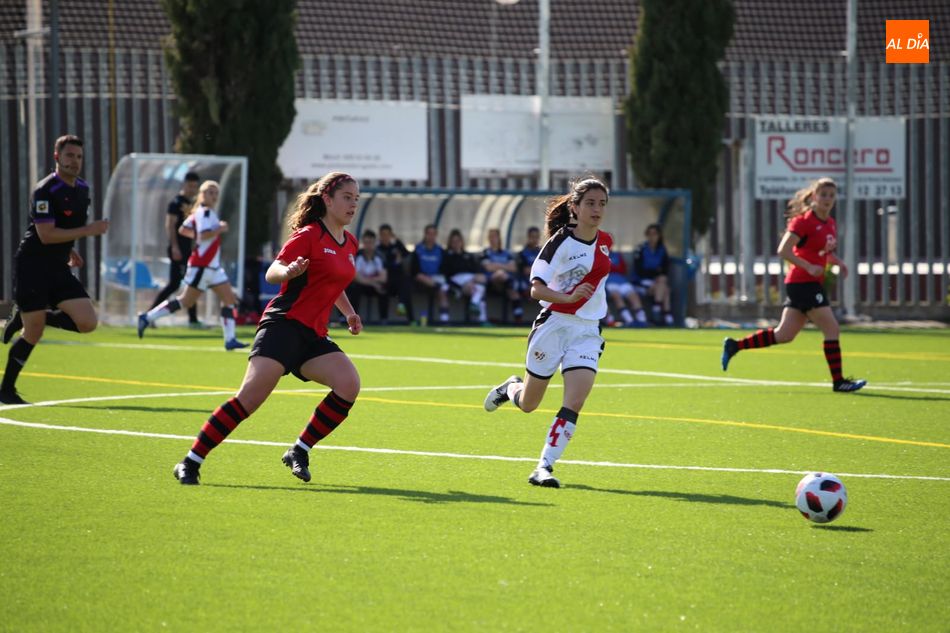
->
[1,44,947,316]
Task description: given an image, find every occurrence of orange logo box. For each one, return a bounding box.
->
[886,20,930,63]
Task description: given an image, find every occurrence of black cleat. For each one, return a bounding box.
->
[0,389,28,405]
[173,458,201,485]
[137,313,149,339]
[721,338,739,371]
[2,306,22,344]
[528,465,560,488]
[282,445,312,482]
[833,378,867,393]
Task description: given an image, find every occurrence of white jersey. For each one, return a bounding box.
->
[182,205,222,268]
[530,227,613,321]
[354,250,385,280]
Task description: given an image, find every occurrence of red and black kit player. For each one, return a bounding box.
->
[172,172,364,484]
[721,177,866,392]
[2,135,110,404]
[483,177,613,488]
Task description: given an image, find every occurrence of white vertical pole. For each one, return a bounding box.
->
[739,138,756,303]
[128,155,139,325]
[537,0,550,189]
[237,157,248,305]
[842,0,858,316]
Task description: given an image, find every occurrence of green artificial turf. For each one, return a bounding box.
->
[1,324,948,631]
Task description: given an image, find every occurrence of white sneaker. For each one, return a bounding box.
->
[528,466,560,488]
[483,375,522,412]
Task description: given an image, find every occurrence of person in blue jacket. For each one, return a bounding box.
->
[632,223,673,325]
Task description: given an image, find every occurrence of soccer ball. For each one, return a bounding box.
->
[795,472,847,524]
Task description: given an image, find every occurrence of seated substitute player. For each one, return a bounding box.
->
[377,223,414,322]
[483,177,613,488]
[137,180,247,350]
[481,228,524,322]
[348,229,389,322]
[410,224,451,323]
[605,249,647,327]
[442,229,488,323]
[631,223,673,325]
[172,171,364,485]
[516,226,542,301]
[722,177,865,392]
[1,134,110,405]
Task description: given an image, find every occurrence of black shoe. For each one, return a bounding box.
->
[282,445,311,482]
[528,465,560,488]
[721,338,739,371]
[0,389,28,405]
[833,378,867,393]
[137,313,149,339]
[173,458,201,485]
[2,306,22,344]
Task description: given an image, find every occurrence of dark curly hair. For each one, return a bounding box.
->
[288,171,356,231]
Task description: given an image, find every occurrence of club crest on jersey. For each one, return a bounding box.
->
[599,244,609,256]
[348,254,355,267]
[36,200,49,214]
[533,350,546,361]
[324,247,337,255]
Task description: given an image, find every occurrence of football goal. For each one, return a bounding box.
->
[99,153,248,326]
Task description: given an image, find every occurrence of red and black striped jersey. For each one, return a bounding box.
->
[786,210,837,284]
[261,221,358,336]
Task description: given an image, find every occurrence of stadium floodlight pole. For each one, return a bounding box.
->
[537,0,551,189]
[842,0,858,317]
[14,0,48,188]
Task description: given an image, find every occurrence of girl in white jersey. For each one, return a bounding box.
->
[137,180,247,350]
[484,177,613,488]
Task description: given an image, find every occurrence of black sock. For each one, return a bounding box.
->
[2,337,35,392]
[46,310,79,332]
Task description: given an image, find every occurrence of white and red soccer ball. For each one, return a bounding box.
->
[795,472,848,524]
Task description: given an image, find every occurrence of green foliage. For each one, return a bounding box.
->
[161,0,299,253]
[625,0,734,237]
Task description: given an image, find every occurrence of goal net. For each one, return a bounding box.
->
[99,153,248,326]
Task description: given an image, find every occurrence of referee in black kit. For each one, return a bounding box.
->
[1,134,110,405]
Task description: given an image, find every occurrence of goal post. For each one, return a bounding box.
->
[99,153,248,326]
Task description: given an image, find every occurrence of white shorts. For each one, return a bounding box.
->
[184,265,230,291]
[450,272,478,287]
[606,281,634,296]
[525,311,605,379]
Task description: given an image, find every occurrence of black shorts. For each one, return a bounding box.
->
[249,318,342,382]
[14,257,89,312]
[783,282,830,313]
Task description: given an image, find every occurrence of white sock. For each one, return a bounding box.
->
[186,450,204,464]
[538,407,578,470]
[295,438,312,452]
[635,309,647,322]
[147,298,180,322]
[506,381,524,409]
[478,301,487,321]
[471,284,485,304]
[221,306,236,341]
[620,308,633,324]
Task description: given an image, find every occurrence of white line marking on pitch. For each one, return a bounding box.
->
[0,414,947,482]
[43,340,950,395]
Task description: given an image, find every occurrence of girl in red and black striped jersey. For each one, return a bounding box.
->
[483,177,613,488]
[721,177,866,393]
[172,172,364,485]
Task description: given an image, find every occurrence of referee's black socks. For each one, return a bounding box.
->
[46,310,79,332]
[2,337,34,393]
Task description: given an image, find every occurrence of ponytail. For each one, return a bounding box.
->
[544,176,609,239]
[786,177,836,223]
[288,171,355,231]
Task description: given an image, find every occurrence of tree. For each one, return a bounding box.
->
[161,0,299,253]
[624,0,734,236]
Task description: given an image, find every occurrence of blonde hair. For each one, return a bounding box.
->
[196,180,220,207]
[288,172,356,231]
[786,177,836,222]
[544,176,609,238]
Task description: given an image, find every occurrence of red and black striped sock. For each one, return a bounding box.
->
[296,392,354,451]
[187,397,249,463]
[737,328,777,350]
[823,339,844,383]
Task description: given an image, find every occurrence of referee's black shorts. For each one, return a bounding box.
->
[783,281,831,313]
[249,317,342,382]
[14,256,89,312]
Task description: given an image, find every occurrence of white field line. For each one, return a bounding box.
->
[41,340,950,395]
[1,414,948,482]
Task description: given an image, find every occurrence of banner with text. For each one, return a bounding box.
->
[461,95,615,174]
[278,99,428,180]
[754,116,906,200]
